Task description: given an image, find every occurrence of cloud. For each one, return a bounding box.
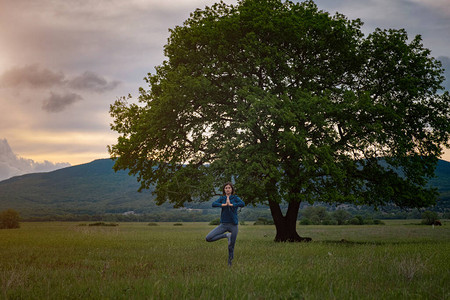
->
[68,71,120,93]
[0,65,120,93]
[0,138,70,181]
[438,56,450,91]
[42,92,83,113]
[0,65,120,112]
[313,0,450,59]
[0,64,65,88]
[407,0,450,17]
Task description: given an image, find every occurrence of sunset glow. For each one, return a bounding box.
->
[0,0,449,170]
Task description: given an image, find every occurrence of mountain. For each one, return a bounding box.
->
[0,159,169,217]
[0,158,449,217]
[431,159,450,210]
[0,138,70,181]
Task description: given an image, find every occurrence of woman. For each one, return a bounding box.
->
[206,182,245,266]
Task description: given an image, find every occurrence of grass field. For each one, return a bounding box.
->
[1,220,449,299]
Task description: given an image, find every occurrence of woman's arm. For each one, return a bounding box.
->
[212,196,225,207]
[231,196,245,207]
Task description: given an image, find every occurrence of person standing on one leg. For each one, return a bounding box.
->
[206,182,245,266]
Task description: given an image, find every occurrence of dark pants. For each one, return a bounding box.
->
[206,223,238,264]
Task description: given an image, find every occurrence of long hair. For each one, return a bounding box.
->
[222,182,235,195]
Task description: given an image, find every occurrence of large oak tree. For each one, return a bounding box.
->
[109,0,450,241]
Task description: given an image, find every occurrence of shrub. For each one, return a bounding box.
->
[355,215,364,225]
[209,218,221,225]
[332,209,351,225]
[0,209,20,229]
[421,211,438,225]
[299,218,312,225]
[173,223,183,226]
[88,222,118,227]
[253,217,274,225]
[310,215,321,225]
[349,217,362,225]
[373,219,385,225]
[148,222,158,226]
[301,206,330,224]
[364,218,374,225]
[322,218,338,225]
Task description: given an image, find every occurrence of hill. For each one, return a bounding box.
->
[0,158,449,218]
[431,159,450,211]
[0,159,167,217]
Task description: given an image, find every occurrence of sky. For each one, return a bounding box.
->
[1,0,450,169]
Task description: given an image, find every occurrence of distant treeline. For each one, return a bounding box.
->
[21,212,215,222]
[19,205,450,222]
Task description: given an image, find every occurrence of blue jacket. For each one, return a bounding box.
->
[212,195,245,225]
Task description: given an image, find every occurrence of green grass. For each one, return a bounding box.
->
[1,221,449,299]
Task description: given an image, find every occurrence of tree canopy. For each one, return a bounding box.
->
[109,0,450,241]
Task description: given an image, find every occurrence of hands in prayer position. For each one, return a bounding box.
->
[222,196,233,207]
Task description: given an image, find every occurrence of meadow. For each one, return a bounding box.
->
[1,220,449,299]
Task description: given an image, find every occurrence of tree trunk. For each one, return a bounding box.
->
[269,199,312,242]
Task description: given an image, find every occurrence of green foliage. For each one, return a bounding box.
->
[253,217,274,225]
[421,210,439,225]
[301,206,329,224]
[147,222,158,226]
[364,217,375,225]
[238,208,273,222]
[209,218,220,225]
[299,206,384,225]
[332,209,352,225]
[322,218,338,225]
[173,223,183,226]
[373,219,386,225]
[300,206,337,225]
[0,209,20,229]
[299,218,313,225]
[108,0,450,241]
[309,215,319,225]
[349,217,364,225]
[109,0,450,213]
[356,215,364,225]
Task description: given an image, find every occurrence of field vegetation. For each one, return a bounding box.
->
[1,221,449,299]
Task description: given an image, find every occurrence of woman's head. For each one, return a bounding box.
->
[222,182,235,195]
